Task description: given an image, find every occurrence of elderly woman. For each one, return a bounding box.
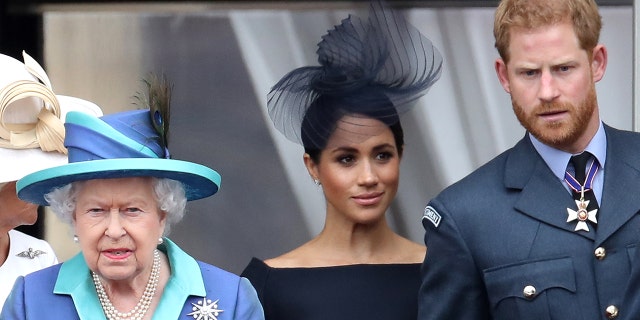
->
[0,51,103,311]
[241,2,442,319]
[1,79,264,319]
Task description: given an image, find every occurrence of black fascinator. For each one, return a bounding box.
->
[267,1,443,149]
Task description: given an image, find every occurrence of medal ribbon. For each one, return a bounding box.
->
[564,158,599,194]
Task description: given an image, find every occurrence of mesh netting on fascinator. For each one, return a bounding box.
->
[267,1,443,149]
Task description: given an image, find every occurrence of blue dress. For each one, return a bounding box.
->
[241,257,420,320]
[1,238,264,320]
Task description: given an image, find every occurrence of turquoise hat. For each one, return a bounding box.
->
[17,109,221,206]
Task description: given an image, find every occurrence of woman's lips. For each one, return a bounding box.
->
[102,249,133,260]
[352,192,383,206]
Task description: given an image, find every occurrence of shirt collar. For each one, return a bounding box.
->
[529,121,607,181]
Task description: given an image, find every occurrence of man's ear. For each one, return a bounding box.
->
[495,58,511,94]
[590,44,607,82]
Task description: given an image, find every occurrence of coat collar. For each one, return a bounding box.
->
[53,253,105,319]
[595,125,640,244]
[506,126,640,244]
[53,238,206,319]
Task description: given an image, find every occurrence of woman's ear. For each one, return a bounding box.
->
[158,211,167,237]
[303,153,319,182]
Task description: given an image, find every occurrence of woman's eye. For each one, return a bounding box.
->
[86,208,104,216]
[338,155,354,164]
[124,207,142,214]
[376,152,392,161]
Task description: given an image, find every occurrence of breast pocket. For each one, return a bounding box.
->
[483,256,578,320]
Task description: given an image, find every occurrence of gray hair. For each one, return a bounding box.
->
[44,177,187,236]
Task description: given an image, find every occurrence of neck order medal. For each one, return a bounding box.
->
[566,189,598,232]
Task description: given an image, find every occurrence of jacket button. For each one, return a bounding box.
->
[605,305,619,319]
[523,285,536,299]
[595,247,606,260]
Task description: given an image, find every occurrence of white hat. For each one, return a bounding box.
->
[0,51,103,184]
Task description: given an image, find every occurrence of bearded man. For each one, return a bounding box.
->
[418,0,640,319]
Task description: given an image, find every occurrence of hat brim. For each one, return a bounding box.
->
[0,95,103,184]
[17,158,221,206]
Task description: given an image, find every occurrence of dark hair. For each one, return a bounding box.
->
[301,90,404,163]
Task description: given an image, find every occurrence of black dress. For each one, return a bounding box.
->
[241,257,421,320]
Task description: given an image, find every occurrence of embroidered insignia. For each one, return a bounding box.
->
[187,298,224,320]
[16,248,46,259]
[423,206,441,228]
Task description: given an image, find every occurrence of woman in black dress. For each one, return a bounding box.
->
[242,2,443,319]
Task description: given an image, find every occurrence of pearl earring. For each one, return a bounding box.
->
[158,237,164,245]
[314,179,321,186]
[73,235,79,243]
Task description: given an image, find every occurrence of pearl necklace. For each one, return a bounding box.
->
[92,249,161,320]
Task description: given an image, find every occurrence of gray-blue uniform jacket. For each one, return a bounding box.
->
[418,125,640,320]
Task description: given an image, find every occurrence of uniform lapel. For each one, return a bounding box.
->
[507,135,596,240]
[594,126,640,245]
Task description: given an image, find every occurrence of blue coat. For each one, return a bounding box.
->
[0,238,264,320]
[418,125,640,320]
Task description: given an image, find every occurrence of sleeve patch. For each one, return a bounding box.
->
[422,205,441,228]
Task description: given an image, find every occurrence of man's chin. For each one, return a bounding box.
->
[530,126,575,147]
